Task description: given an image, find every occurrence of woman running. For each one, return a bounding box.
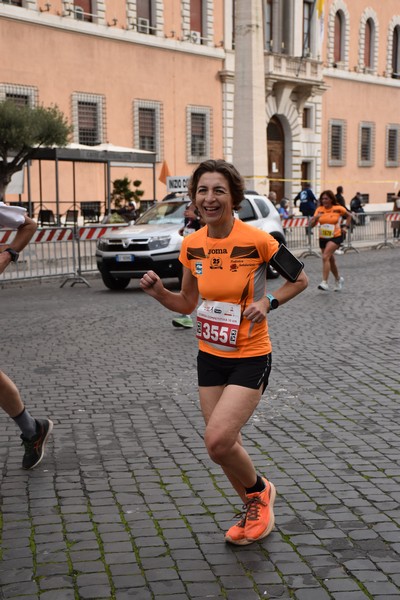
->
[310,189,352,291]
[140,159,308,545]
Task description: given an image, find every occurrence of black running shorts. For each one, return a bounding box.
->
[197,350,272,393]
[319,235,343,249]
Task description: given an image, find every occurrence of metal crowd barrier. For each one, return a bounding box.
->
[0,226,76,283]
[284,212,400,254]
[0,224,128,287]
[1,213,398,287]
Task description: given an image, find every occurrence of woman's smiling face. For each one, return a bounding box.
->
[321,194,332,208]
[194,172,233,228]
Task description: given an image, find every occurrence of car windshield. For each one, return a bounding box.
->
[135,201,188,225]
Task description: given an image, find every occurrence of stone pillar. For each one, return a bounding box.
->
[232,0,268,194]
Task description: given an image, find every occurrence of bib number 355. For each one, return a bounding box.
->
[196,301,241,348]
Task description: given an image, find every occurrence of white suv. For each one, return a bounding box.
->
[96,192,286,290]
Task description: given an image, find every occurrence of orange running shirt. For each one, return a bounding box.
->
[179,219,279,358]
[314,205,348,238]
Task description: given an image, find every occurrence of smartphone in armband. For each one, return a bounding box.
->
[269,244,304,283]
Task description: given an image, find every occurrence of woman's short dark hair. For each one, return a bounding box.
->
[188,159,245,210]
[319,189,338,205]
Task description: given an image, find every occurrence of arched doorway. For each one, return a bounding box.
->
[267,116,285,201]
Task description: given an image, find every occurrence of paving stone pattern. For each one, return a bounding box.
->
[0,248,399,600]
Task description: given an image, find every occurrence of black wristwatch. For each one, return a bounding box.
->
[266,293,279,310]
[4,248,19,262]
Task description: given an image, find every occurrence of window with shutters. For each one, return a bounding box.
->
[303,0,313,56]
[73,0,93,22]
[392,26,400,79]
[364,18,374,70]
[328,119,346,166]
[187,106,211,163]
[190,0,203,36]
[138,108,156,152]
[133,100,162,161]
[264,0,273,51]
[137,0,155,34]
[334,11,343,64]
[191,113,206,156]
[72,93,105,146]
[5,93,30,108]
[386,125,400,167]
[78,102,99,145]
[358,122,374,167]
[1,0,22,5]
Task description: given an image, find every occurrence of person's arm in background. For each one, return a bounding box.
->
[0,215,37,274]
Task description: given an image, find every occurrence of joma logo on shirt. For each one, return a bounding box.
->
[208,249,228,254]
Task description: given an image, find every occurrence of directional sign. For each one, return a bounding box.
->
[166,176,189,193]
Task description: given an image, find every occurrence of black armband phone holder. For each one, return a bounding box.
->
[269,244,304,282]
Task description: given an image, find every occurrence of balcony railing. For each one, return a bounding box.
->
[265,53,323,84]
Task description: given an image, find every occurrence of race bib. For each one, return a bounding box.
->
[196,301,241,348]
[320,223,335,238]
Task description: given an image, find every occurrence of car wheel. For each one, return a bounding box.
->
[100,270,130,290]
[267,263,280,279]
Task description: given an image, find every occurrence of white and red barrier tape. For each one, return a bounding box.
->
[283,217,309,228]
[386,213,400,222]
[0,225,123,245]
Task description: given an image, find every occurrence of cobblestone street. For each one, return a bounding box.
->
[1,248,399,600]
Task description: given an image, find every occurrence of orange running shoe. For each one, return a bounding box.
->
[225,506,250,545]
[244,478,276,542]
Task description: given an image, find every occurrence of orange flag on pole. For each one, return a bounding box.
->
[159,160,171,184]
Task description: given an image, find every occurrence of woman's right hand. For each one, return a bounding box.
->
[310,214,320,227]
[139,270,164,297]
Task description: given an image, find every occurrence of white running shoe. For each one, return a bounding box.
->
[334,276,344,292]
[318,281,329,291]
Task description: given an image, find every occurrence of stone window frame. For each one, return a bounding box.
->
[181,0,214,47]
[357,8,379,75]
[327,0,350,69]
[385,16,400,79]
[0,83,38,107]
[126,0,164,37]
[133,99,163,162]
[385,124,400,167]
[328,119,346,167]
[358,121,375,167]
[186,105,212,163]
[61,0,106,25]
[72,92,106,146]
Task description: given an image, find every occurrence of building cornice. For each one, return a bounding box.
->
[324,67,400,88]
[0,5,225,59]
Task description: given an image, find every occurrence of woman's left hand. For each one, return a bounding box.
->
[243,298,269,323]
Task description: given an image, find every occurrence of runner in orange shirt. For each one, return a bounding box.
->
[140,159,308,545]
[310,189,352,291]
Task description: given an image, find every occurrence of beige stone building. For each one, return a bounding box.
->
[1,0,399,219]
[321,0,400,206]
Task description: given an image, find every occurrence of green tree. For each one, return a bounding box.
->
[111,177,144,209]
[0,100,72,201]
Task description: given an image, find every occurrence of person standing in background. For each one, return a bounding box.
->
[294,182,317,217]
[391,191,400,239]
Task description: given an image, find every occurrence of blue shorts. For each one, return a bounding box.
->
[197,351,272,393]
